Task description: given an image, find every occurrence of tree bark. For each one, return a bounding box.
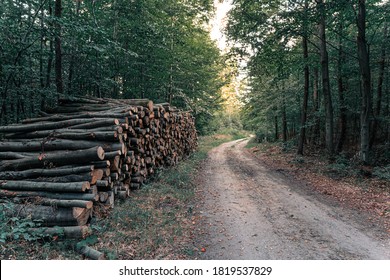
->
[45,1,54,90]
[1,180,90,193]
[298,5,310,156]
[13,197,93,209]
[0,189,98,201]
[0,118,119,133]
[0,146,105,171]
[54,0,63,95]
[316,0,334,156]
[282,93,287,143]
[370,24,387,147]
[357,0,372,164]
[4,205,91,226]
[0,166,93,180]
[336,21,347,153]
[77,244,105,260]
[29,225,91,239]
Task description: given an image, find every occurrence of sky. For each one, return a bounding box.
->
[210,0,232,52]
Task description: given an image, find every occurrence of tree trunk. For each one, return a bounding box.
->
[29,225,91,239]
[45,1,54,90]
[282,92,287,143]
[0,139,112,153]
[370,24,387,147]
[39,0,45,89]
[1,180,90,193]
[311,67,321,145]
[6,130,120,142]
[12,197,93,209]
[274,115,279,141]
[357,0,372,164]
[0,118,119,133]
[336,21,347,153]
[54,0,63,95]
[0,189,98,201]
[298,10,310,156]
[77,244,105,260]
[317,0,334,156]
[4,205,91,226]
[0,146,105,171]
[0,166,93,180]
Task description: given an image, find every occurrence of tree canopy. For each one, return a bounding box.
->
[0,0,224,134]
[227,0,390,164]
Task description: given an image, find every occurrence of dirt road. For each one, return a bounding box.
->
[196,138,390,259]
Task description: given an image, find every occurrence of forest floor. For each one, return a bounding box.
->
[192,138,390,259]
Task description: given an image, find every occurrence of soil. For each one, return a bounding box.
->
[193,138,390,259]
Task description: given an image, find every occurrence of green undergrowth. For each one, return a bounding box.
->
[0,133,240,259]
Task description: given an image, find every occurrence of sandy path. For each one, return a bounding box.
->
[196,139,390,259]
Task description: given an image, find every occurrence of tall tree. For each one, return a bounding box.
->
[316,0,334,156]
[297,0,310,155]
[356,0,372,164]
[54,0,63,95]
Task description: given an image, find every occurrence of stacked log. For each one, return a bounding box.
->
[0,96,197,239]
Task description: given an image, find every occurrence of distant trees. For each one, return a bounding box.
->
[227,0,390,164]
[0,0,223,134]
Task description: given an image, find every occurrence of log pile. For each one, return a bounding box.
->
[0,96,197,239]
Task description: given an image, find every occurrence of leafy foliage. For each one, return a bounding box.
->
[0,0,223,133]
[226,0,390,164]
[0,203,43,242]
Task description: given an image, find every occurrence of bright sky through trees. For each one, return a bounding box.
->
[210,0,232,51]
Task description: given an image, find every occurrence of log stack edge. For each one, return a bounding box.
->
[0,96,198,241]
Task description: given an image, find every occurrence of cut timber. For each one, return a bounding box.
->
[29,225,92,239]
[123,99,153,111]
[0,181,90,193]
[0,95,198,229]
[130,176,143,183]
[101,143,125,154]
[21,111,130,124]
[90,160,110,169]
[104,150,122,160]
[0,146,104,171]
[117,190,127,200]
[89,185,98,196]
[4,205,91,226]
[107,191,114,208]
[0,189,98,201]
[30,173,95,184]
[77,244,105,260]
[58,95,105,104]
[98,192,109,203]
[96,180,109,188]
[0,139,112,152]
[14,197,93,209]
[0,166,93,180]
[0,118,117,133]
[68,119,119,129]
[0,152,26,160]
[6,130,119,142]
[130,183,141,189]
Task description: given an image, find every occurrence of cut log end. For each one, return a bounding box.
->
[97,146,105,160]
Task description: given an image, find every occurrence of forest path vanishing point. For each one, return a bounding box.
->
[195,138,390,260]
